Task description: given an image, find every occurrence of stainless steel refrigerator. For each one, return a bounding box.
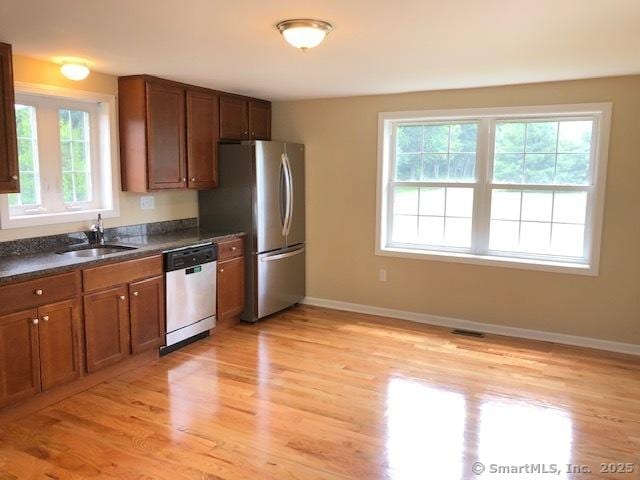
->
[198,141,305,322]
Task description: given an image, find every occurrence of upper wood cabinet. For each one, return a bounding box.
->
[220,95,271,142]
[0,42,19,194]
[219,96,249,141]
[187,90,219,189]
[248,100,271,141]
[119,76,187,192]
[146,81,187,190]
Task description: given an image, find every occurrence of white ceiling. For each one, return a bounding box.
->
[1,0,639,101]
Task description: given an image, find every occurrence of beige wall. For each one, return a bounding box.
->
[272,76,640,345]
[0,55,198,242]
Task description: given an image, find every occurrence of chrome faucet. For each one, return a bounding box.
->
[90,214,105,245]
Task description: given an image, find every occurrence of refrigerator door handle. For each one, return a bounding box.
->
[279,157,287,234]
[260,246,305,262]
[283,153,294,237]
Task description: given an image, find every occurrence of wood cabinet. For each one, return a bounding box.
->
[219,96,249,141]
[187,90,219,189]
[83,255,164,372]
[129,276,164,354]
[220,96,272,142]
[0,42,18,194]
[0,309,40,407]
[0,299,81,407]
[84,287,129,373]
[216,237,246,329]
[146,81,187,190]
[36,300,81,391]
[119,76,187,192]
[248,100,271,140]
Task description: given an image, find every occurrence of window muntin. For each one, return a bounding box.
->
[378,104,610,273]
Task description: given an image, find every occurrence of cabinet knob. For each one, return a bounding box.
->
[219,268,224,273]
[133,291,139,296]
[35,289,44,296]
[12,175,18,180]
[231,246,237,251]
[191,177,196,182]
[42,315,49,322]
[119,295,126,301]
[32,318,39,325]
[182,177,186,182]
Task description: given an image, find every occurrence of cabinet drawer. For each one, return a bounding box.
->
[82,255,163,293]
[0,271,80,316]
[217,237,244,262]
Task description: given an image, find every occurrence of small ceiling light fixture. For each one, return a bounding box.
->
[60,62,90,81]
[276,19,333,51]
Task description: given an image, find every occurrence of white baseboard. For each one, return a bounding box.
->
[301,297,640,356]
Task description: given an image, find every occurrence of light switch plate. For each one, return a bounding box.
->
[140,196,155,210]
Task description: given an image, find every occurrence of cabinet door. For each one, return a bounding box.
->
[0,43,18,193]
[186,90,219,189]
[129,276,165,354]
[37,300,81,391]
[249,100,271,141]
[219,96,248,141]
[84,287,129,373]
[0,309,40,407]
[146,81,187,190]
[217,257,245,322]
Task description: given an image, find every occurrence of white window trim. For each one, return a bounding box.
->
[0,82,120,229]
[376,103,612,276]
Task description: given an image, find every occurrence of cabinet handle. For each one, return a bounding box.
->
[12,175,18,180]
[35,289,44,296]
[133,291,139,296]
[32,318,39,325]
[42,315,49,322]
[119,295,126,301]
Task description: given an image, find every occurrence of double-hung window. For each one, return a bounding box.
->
[0,84,119,228]
[377,104,611,274]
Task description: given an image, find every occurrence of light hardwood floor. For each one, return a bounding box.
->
[1,305,639,479]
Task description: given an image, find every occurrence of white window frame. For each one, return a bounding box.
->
[0,82,120,229]
[376,103,612,276]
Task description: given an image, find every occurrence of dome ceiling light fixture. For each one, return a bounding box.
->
[276,19,333,52]
[60,62,91,81]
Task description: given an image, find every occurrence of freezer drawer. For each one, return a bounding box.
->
[257,245,305,319]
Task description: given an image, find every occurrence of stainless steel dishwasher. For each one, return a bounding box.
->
[162,243,217,353]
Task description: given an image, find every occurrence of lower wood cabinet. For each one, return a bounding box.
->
[84,286,129,373]
[217,256,245,323]
[37,299,81,391]
[0,309,40,407]
[0,300,81,407]
[129,276,164,354]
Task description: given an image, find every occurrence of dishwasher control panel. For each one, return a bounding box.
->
[164,244,218,272]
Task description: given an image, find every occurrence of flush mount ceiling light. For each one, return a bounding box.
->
[276,19,333,51]
[60,62,90,81]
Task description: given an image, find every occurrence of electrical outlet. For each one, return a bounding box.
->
[140,196,155,210]
[379,269,387,282]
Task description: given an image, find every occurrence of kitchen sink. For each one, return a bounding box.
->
[56,244,138,257]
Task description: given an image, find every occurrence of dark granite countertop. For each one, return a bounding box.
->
[0,229,245,285]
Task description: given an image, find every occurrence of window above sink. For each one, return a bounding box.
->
[0,82,120,229]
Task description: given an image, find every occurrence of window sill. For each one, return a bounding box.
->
[0,207,119,229]
[376,245,597,276]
